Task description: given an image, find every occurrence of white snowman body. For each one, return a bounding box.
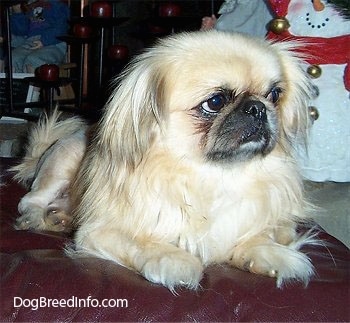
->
[287,0,350,182]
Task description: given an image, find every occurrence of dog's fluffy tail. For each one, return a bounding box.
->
[11,110,87,187]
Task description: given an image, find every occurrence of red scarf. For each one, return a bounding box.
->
[267,0,350,91]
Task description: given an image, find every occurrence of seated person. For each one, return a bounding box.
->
[4,0,70,73]
[201,0,272,38]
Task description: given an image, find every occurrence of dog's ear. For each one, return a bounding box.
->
[271,41,312,147]
[96,51,167,169]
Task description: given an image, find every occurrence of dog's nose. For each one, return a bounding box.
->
[244,100,267,121]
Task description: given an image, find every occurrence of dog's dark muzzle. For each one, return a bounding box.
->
[205,97,277,163]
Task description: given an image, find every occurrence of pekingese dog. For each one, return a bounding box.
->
[12,30,317,291]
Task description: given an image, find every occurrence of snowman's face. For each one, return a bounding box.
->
[287,0,350,37]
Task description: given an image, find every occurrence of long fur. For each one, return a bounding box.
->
[15,31,318,291]
[11,110,88,232]
[11,110,86,188]
[70,31,316,291]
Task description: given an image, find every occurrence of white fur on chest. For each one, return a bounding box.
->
[114,152,303,263]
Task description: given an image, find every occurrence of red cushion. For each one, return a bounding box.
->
[1,158,349,321]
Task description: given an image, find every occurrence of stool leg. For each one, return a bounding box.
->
[78,43,85,108]
[98,26,105,89]
[43,86,55,115]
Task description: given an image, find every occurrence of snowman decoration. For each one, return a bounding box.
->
[267,0,350,182]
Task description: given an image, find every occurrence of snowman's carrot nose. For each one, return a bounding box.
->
[313,0,325,11]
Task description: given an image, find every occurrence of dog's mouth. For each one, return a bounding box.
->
[239,122,266,144]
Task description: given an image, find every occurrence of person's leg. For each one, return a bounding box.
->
[23,43,67,73]
[11,47,32,73]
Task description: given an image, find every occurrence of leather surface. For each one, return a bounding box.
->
[1,158,349,322]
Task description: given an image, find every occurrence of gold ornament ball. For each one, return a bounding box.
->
[309,106,319,121]
[268,18,290,34]
[307,65,322,78]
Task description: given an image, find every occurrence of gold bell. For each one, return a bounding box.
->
[307,65,322,78]
[309,106,319,121]
[268,18,290,34]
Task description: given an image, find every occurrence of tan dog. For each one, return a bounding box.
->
[13,31,317,292]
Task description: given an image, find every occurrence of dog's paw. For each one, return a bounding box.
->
[231,243,314,287]
[45,208,72,232]
[15,207,46,230]
[140,250,203,292]
[15,206,71,232]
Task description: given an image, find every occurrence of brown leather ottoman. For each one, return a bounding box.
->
[1,158,349,322]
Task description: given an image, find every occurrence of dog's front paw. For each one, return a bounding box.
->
[140,249,203,292]
[231,243,314,287]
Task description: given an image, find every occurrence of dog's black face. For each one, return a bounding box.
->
[192,88,281,163]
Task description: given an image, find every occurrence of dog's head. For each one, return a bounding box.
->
[99,31,311,168]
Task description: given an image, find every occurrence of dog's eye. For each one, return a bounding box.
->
[201,94,226,114]
[266,87,282,103]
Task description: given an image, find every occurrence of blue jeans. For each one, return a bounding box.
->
[11,38,67,73]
